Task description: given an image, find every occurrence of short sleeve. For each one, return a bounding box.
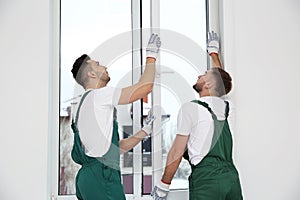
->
[177,104,193,136]
[94,86,121,107]
[111,87,122,106]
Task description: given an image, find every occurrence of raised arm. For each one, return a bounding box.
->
[207,31,222,69]
[118,34,161,105]
[211,53,222,68]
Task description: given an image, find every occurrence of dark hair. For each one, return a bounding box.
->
[71,54,90,79]
[71,54,91,87]
[210,68,232,96]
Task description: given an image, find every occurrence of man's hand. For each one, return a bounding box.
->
[146,33,161,60]
[207,31,219,55]
[151,181,170,200]
[142,109,155,135]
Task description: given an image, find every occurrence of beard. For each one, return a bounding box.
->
[193,83,201,93]
[103,76,110,84]
[97,71,110,84]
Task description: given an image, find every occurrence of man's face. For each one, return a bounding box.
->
[88,60,110,83]
[193,70,213,93]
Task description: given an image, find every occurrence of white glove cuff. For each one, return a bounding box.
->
[142,125,151,135]
[158,181,170,191]
[207,46,219,54]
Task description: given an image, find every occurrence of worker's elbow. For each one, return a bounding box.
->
[127,83,153,103]
[139,82,153,95]
[145,83,153,94]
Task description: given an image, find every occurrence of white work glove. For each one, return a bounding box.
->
[146,33,161,60]
[151,181,170,200]
[142,109,155,135]
[207,31,219,55]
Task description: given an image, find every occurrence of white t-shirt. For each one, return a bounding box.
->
[77,86,121,157]
[177,96,235,165]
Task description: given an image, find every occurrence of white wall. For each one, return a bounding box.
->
[223,0,300,199]
[1,0,300,199]
[0,0,50,199]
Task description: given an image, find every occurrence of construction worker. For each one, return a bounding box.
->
[151,31,243,200]
[71,33,160,200]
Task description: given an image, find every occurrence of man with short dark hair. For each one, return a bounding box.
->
[151,31,243,200]
[71,33,160,200]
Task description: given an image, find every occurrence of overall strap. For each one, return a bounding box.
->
[191,100,230,120]
[191,100,217,120]
[75,90,93,124]
[224,101,230,119]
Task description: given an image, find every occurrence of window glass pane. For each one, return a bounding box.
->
[160,0,207,190]
[161,0,207,49]
[59,0,131,195]
[113,54,135,195]
[59,0,208,196]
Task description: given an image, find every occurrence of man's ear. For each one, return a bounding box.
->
[87,71,96,78]
[204,81,214,89]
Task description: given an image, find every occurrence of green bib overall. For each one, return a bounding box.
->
[71,91,126,200]
[187,100,243,200]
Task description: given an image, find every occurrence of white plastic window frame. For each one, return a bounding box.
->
[49,0,60,199]
[48,0,221,199]
[207,0,222,68]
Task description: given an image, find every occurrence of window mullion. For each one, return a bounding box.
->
[150,0,163,190]
[131,0,143,198]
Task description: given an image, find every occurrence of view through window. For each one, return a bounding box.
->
[59,0,208,196]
